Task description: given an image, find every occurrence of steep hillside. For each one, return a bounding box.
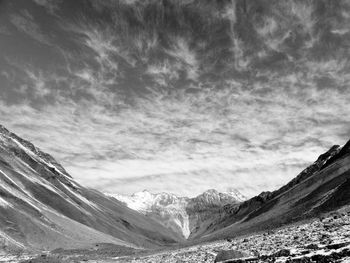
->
[0,125,180,252]
[186,189,246,239]
[194,141,350,242]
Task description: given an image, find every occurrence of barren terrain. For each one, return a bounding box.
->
[2,206,349,263]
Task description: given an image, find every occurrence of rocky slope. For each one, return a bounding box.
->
[219,144,341,221]
[108,189,246,239]
[0,125,180,253]
[192,140,350,241]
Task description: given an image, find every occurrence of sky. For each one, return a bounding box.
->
[0,0,350,197]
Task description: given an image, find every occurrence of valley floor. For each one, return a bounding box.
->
[114,206,350,263]
[4,206,350,263]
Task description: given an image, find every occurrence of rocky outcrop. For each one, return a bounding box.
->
[188,189,242,211]
[214,249,249,262]
[186,189,243,238]
[0,125,70,179]
[321,140,350,169]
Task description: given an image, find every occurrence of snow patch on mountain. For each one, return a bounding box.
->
[111,190,156,212]
[108,190,192,238]
[225,188,247,202]
[0,197,11,208]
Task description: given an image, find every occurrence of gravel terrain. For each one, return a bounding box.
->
[114,207,350,263]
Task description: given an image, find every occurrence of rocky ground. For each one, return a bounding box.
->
[2,206,350,263]
[114,206,350,263]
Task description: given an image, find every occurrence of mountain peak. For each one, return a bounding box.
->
[321,142,350,170]
[0,124,71,179]
[0,124,10,135]
[202,189,219,195]
[225,188,247,202]
[133,190,153,197]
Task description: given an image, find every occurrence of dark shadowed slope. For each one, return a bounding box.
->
[0,125,181,252]
[193,141,350,242]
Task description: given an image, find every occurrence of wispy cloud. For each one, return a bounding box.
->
[1,0,350,198]
[32,0,62,13]
[146,60,180,86]
[0,25,11,36]
[24,69,51,98]
[288,0,316,35]
[2,70,349,197]
[165,37,199,80]
[221,0,237,25]
[10,10,51,45]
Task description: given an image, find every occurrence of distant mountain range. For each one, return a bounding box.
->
[1,123,350,253]
[106,188,247,238]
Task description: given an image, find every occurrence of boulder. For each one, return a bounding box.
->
[273,249,290,257]
[214,250,249,262]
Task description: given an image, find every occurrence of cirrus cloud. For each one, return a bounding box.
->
[1,0,350,198]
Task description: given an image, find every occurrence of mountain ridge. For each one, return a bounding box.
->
[191,140,350,242]
[107,188,246,238]
[0,125,182,252]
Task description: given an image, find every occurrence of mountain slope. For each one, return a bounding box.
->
[0,125,180,252]
[108,189,246,239]
[193,141,350,242]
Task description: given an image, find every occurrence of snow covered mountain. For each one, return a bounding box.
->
[107,189,246,238]
[0,125,180,252]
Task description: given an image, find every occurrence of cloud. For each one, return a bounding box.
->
[133,31,159,63]
[288,0,316,35]
[1,0,350,198]
[256,16,278,38]
[32,0,62,13]
[221,0,237,25]
[231,36,251,71]
[331,28,349,35]
[24,69,51,98]
[165,37,199,80]
[1,69,350,197]
[145,60,180,86]
[0,25,11,36]
[10,11,51,45]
